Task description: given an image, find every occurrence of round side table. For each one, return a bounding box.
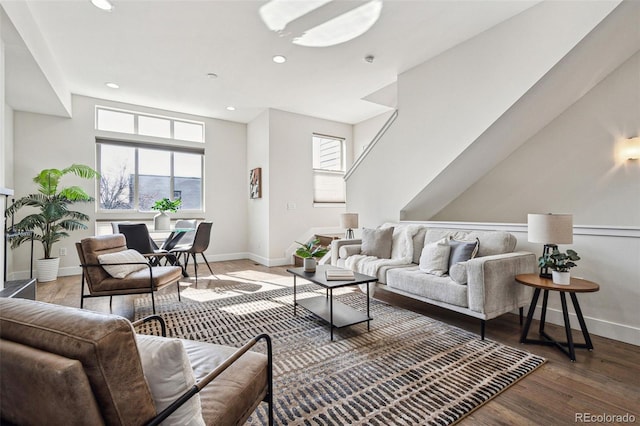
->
[516,273,600,362]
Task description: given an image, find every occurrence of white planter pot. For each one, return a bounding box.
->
[303,257,316,273]
[36,257,60,282]
[552,270,571,285]
[154,212,170,231]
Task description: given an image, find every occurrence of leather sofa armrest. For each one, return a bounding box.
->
[466,251,536,318]
[331,239,362,265]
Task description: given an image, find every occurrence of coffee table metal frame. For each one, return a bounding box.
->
[287,265,377,341]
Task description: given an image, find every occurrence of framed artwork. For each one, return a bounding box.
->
[250,167,262,199]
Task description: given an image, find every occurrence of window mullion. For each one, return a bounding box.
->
[134,148,140,210]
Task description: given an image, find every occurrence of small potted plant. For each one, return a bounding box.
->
[151,198,182,230]
[295,239,329,272]
[538,248,580,285]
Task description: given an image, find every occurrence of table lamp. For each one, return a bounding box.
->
[528,213,573,278]
[340,213,358,239]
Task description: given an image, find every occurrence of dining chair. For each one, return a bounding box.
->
[174,219,197,247]
[170,221,215,283]
[117,223,177,267]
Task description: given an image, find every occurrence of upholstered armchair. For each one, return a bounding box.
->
[0,298,273,425]
[76,234,184,313]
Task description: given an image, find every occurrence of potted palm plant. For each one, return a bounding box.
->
[538,248,580,285]
[295,239,329,272]
[5,164,98,282]
[151,197,182,231]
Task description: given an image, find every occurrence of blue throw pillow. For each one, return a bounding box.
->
[448,238,479,270]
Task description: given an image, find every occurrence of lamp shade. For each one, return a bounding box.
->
[340,213,359,229]
[527,213,573,244]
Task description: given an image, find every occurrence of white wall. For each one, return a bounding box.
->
[247,109,270,264]
[353,110,394,158]
[10,94,248,278]
[433,53,640,226]
[265,109,352,264]
[0,33,5,285]
[345,1,620,228]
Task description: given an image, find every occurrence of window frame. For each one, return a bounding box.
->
[96,138,205,214]
[312,133,346,206]
[95,106,205,143]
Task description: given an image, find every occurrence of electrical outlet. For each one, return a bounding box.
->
[59,247,67,256]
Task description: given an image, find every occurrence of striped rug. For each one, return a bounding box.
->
[134,279,545,425]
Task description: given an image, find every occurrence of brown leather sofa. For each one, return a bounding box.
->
[0,298,273,425]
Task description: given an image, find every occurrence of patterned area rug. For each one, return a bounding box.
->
[134,278,545,425]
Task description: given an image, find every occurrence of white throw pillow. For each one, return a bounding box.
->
[419,238,450,276]
[97,249,148,278]
[136,334,205,426]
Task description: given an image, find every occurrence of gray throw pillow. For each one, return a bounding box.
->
[361,227,394,259]
[448,238,479,270]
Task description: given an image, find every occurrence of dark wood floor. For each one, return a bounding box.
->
[38,259,639,425]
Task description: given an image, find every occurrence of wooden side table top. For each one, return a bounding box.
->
[515,273,599,293]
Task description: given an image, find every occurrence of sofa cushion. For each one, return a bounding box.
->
[338,244,362,259]
[361,227,394,259]
[98,248,148,278]
[136,334,204,426]
[424,229,516,258]
[449,262,468,285]
[418,238,450,276]
[412,226,428,264]
[386,267,468,308]
[448,238,479,270]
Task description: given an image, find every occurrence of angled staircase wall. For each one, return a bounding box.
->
[345,1,622,227]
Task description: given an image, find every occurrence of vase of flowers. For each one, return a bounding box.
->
[151,198,182,231]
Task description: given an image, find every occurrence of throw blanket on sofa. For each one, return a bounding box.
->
[346,225,422,290]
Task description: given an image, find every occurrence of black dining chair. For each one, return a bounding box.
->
[170,221,215,283]
[117,223,178,267]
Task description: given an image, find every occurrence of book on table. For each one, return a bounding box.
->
[325,269,355,281]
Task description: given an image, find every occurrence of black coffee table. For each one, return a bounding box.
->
[287,265,377,340]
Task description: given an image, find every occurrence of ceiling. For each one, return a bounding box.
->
[4,0,539,124]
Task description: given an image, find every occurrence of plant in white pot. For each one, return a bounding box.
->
[5,164,99,282]
[295,239,329,273]
[538,248,580,285]
[151,198,182,231]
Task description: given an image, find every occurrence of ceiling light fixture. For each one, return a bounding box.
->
[226,106,236,111]
[91,0,113,11]
[207,73,218,79]
[105,82,119,89]
[272,55,287,64]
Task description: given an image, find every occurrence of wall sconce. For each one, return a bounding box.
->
[622,136,640,160]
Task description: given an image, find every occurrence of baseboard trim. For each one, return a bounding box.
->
[529,305,639,346]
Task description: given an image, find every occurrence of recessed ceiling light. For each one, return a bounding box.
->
[272,55,287,64]
[91,0,113,11]
[105,82,119,89]
[226,106,236,111]
[207,73,218,79]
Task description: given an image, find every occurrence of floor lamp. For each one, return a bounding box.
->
[527,213,573,278]
[340,213,358,239]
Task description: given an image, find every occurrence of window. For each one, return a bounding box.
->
[97,140,204,211]
[96,106,205,143]
[312,134,345,204]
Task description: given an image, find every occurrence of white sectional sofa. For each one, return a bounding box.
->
[331,223,536,339]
